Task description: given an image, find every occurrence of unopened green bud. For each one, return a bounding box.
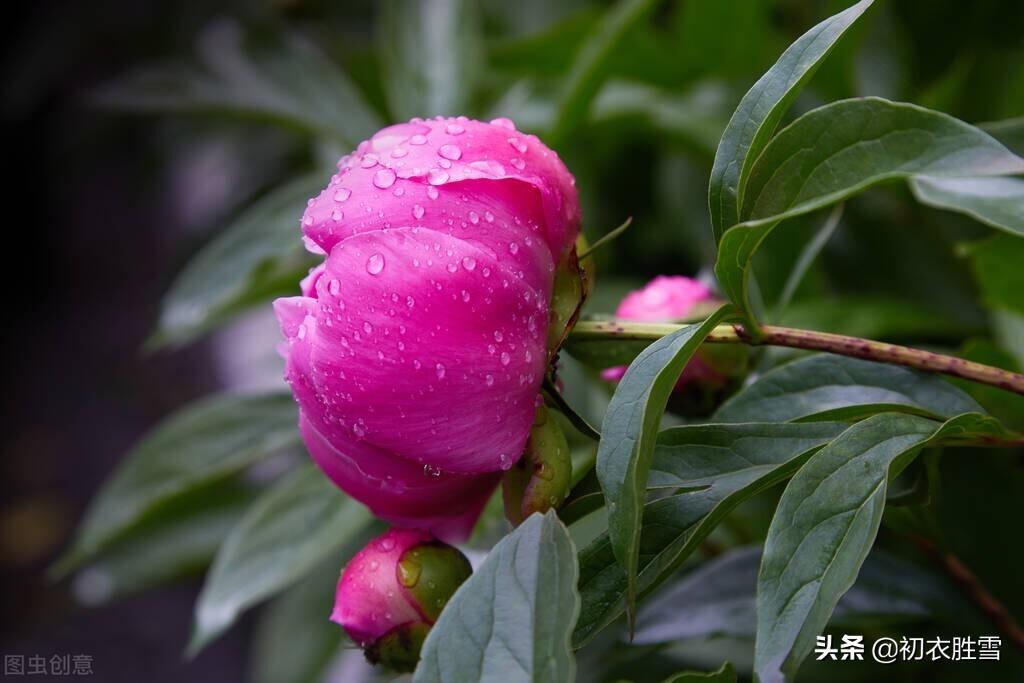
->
[502,405,572,525]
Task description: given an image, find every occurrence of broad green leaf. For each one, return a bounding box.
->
[71,484,252,604]
[574,421,847,647]
[153,174,325,347]
[714,354,983,423]
[753,411,1006,683]
[634,546,976,645]
[596,307,734,623]
[967,233,1024,316]
[251,561,344,683]
[708,0,875,240]
[251,521,381,683]
[189,465,371,654]
[414,511,579,683]
[661,662,736,683]
[377,0,482,120]
[910,175,1024,236]
[56,393,300,574]
[95,21,380,145]
[549,0,659,146]
[715,98,1024,316]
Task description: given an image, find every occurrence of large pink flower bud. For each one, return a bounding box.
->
[332,528,472,672]
[275,116,580,540]
[601,276,722,387]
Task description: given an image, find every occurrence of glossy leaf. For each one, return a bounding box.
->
[715,98,1024,316]
[189,465,372,654]
[708,0,875,240]
[910,175,1024,236]
[596,307,734,624]
[574,421,846,647]
[56,393,300,574]
[414,511,579,683]
[714,354,982,423]
[153,174,325,347]
[377,0,482,120]
[753,411,1006,683]
[95,21,380,145]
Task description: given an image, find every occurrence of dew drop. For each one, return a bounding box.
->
[500,352,511,366]
[427,169,450,185]
[334,188,351,202]
[510,157,526,170]
[446,122,465,135]
[412,204,425,219]
[438,144,462,160]
[427,186,439,200]
[461,256,476,271]
[468,210,480,224]
[507,137,527,153]
[373,168,396,189]
[366,252,385,275]
[410,134,428,145]
[485,374,494,386]
[490,117,516,131]
[509,242,519,255]
[435,363,446,379]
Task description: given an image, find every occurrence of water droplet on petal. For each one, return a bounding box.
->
[508,137,527,153]
[490,117,517,131]
[468,210,480,224]
[334,188,351,202]
[366,253,385,275]
[436,363,446,379]
[500,352,511,366]
[427,169,450,185]
[373,169,396,189]
[410,134,428,145]
[510,157,526,170]
[427,186,439,200]
[461,256,476,271]
[446,123,465,135]
[412,204,425,219]
[485,374,494,386]
[439,144,462,160]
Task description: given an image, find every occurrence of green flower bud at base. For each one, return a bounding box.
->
[502,405,572,526]
[332,529,472,672]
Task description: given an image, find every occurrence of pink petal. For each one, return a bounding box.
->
[305,227,548,474]
[615,275,715,321]
[302,117,579,265]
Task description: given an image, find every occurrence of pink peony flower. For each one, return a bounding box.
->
[332,528,471,672]
[275,116,580,541]
[601,276,720,385]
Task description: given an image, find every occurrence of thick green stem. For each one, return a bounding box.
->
[570,320,1024,396]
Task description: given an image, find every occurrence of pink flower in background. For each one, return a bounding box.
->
[601,276,721,385]
[333,528,471,671]
[275,116,580,541]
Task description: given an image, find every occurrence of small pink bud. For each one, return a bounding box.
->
[332,528,472,672]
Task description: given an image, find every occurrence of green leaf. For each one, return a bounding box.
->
[714,354,983,423]
[153,174,324,348]
[715,98,1024,317]
[414,511,579,683]
[708,0,875,241]
[55,393,300,574]
[71,483,252,603]
[95,21,380,145]
[549,0,659,146]
[910,175,1024,236]
[661,662,736,683]
[251,560,344,683]
[634,546,974,645]
[189,465,371,655]
[982,116,1024,157]
[377,0,482,120]
[574,421,847,647]
[753,411,1006,683]
[596,307,735,625]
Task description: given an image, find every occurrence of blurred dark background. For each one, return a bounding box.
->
[2,0,1022,681]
